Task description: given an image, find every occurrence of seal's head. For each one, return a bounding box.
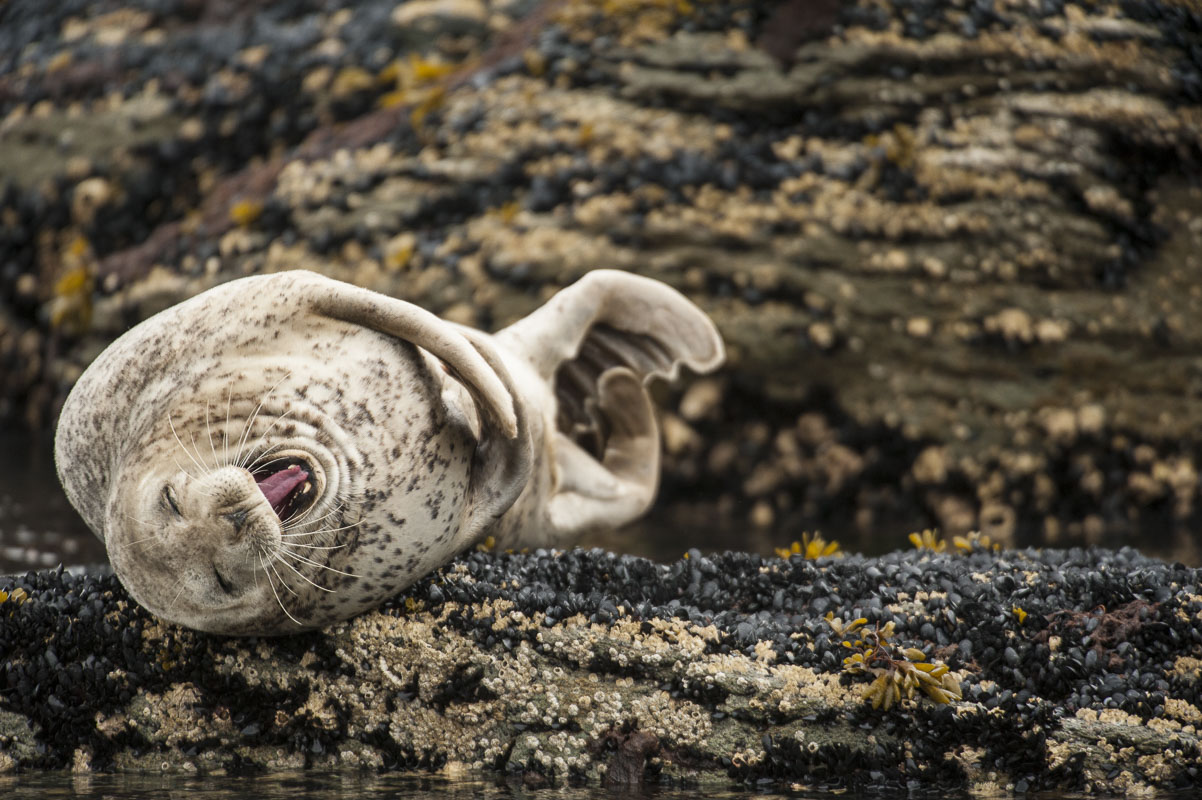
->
[108,442,330,632]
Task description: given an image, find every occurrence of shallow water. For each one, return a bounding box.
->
[0,771,723,799]
[4,426,1200,575]
[0,771,828,799]
[0,769,1069,799]
[0,430,106,574]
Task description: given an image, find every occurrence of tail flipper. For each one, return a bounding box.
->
[498,270,724,537]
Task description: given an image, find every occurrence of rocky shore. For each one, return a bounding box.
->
[3,3,1202,792]
[1,0,1201,558]
[2,545,1201,794]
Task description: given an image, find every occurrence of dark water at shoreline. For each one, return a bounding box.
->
[9,768,1193,800]
[0,771,731,799]
[0,430,106,574]
[0,769,1084,800]
[4,426,1200,575]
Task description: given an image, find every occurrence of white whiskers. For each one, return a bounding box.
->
[117,531,165,559]
[167,454,217,498]
[281,541,349,551]
[281,518,361,538]
[222,385,234,465]
[238,409,296,471]
[261,552,304,626]
[165,580,189,618]
[274,554,337,594]
[168,410,211,477]
[282,498,342,532]
[232,371,293,469]
[276,545,356,578]
[243,445,291,476]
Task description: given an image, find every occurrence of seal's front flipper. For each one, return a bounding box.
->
[498,269,724,538]
[298,271,533,542]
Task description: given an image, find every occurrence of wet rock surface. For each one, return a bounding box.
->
[3,0,1202,558]
[1,546,1200,793]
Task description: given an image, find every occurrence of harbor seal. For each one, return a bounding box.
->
[54,270,723,635]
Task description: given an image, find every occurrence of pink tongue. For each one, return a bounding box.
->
[256,465,310,516]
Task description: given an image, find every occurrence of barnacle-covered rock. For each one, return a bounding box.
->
[2,545,1201,794]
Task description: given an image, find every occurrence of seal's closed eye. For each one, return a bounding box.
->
[213,565,234,595]
[163,485,181,517]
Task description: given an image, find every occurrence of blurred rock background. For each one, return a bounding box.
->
[1,0,1201,569]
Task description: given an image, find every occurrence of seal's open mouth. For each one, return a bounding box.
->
[253,457,317,522]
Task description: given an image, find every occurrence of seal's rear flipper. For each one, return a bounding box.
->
[498,270,724,537]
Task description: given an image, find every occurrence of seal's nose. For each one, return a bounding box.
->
[224,508,249,532]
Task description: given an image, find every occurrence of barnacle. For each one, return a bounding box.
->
[157,641,185,672]
[908,529,946,552]
[831,617,962,710]
[556,0,698,47]
[775,532,842,560]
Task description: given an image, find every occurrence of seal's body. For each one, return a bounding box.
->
[55,270,723,634]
